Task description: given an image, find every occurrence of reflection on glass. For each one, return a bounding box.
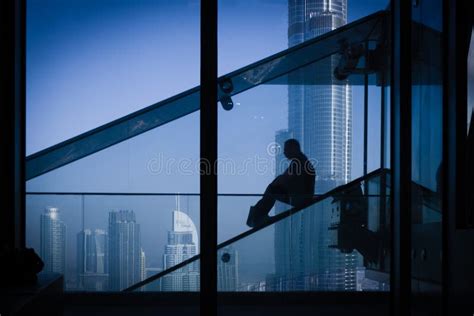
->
[411,1,444,312]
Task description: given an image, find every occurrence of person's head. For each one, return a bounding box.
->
[283,139,301,159]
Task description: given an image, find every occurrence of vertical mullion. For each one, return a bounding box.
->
[363,41,369,177]
[390,0,412,315]
[16,0,26,249]
[442,0,451,313]
[379,69,386,269]
[0,0,26,250]
[200,0,218,315]
[380,72,386,170]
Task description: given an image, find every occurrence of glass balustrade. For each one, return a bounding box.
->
[132,169,391,292]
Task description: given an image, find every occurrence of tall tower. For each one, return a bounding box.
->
[108,210,142,291]
[271,0,358,291]
[288,0,351,193]
[218,246,239,291]
[162,208,200,291]
[40,207,66,274]
[77,229,109,291]
[140,248,146,283]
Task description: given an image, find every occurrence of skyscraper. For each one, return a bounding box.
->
[162,209,199,291]
[218,246,239,291]
[76,229,109,291]
[272,0,360,291]
[108,210,142,291]
[288,0,351,192]
[40,207,66,274]
[140,248,147,285]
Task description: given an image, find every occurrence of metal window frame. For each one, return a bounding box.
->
[390,0,412,315]
[15,1,402,313]
[443,0,474,313]
[0,0,26,250]
[200,0,218,315]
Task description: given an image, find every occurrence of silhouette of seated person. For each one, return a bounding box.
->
[246,139,315,227]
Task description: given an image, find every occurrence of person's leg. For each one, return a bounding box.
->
[247,176,289,227]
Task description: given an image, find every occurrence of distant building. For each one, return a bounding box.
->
[218,246,239,291]
[162,209,199,291]
[140,248,146,282]
[356,267,367,291]
[108,210,142,291]
[76,229,109,291]
[40,207,66,274]
[144,267,163,291]
[240,281,266,292]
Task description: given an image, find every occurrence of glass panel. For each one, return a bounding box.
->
[27,112,200,193]
[136,170,391,292]
[215,1,389,295]
[26,80,201,293]
[383,85,391,169]
[26,3,389,294]
[27,5,202,295]
[368,81,382,173]
[218,195,263,244]
[217,7,388,295]
[27,194,200,292]
[26,11,386,181]
[26,195,82,290]
[218,0,389,74]
[27,0,200,155]
[216,52,381,241]
[411,0,443,313]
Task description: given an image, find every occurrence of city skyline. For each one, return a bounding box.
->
[36,199,245,292]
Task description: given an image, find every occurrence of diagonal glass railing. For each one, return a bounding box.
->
[26,11,387,180]
[124,168,391,292]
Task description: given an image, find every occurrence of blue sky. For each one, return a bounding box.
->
[27,0,388,191]
[26,0,389,286]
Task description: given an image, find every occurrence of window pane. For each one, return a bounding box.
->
[411,0,443,313]
[26,1,200,293]
[217,0,389,293]
[27,0,200,154]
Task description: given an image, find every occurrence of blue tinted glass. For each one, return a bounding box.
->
[411,0,444,310]
[27,0,200,155]
[135,170,390,292]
